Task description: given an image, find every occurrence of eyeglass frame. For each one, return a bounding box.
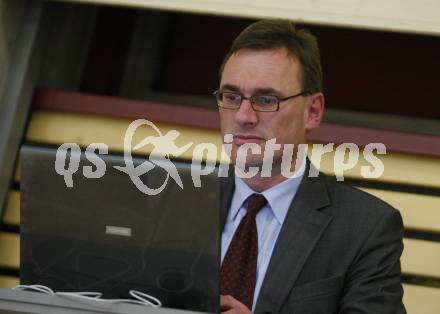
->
[213,89,311,112]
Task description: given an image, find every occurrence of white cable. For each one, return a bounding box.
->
[56,292,150,306]
[130,290,162,307]
[13,285,161,307]
[13,284,54,294]
[56,291,102,298]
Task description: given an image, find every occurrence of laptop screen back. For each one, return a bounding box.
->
[20,145,220,312]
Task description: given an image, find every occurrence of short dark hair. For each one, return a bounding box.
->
[219,19,323,93]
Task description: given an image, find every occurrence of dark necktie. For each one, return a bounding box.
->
[220,193,268,309]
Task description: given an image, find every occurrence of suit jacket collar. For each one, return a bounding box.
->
[220,161,333,313]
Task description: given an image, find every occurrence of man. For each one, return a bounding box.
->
[215,19,405,314]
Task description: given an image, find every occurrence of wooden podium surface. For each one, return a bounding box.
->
[0,288,211,314]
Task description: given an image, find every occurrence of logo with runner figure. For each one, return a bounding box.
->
[114,119,193,195]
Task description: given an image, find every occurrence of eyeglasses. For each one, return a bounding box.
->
[213,90,310,112]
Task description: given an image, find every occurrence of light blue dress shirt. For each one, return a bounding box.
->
[221,167,305,311]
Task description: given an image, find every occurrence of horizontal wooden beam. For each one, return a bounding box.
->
[24,110,440,188]
[360,188,440,233]
[25,110,224,162]
[309,124,440,158]
[0,276,18,289]
[3,191,19,226]
[2,233,439,279]
[8,186,440,233]
[315,146,440,189]
[0,233,19,269]
[33,89,220,130]
[33,89,440,158]
[57,0,440,36]
[403,284,440,314]
[402,238,440,278]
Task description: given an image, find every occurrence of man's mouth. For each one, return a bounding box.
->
[233,134,265,145]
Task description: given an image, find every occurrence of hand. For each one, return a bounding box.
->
[220,295,252,314]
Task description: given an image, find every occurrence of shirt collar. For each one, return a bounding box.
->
[230,164,305,225]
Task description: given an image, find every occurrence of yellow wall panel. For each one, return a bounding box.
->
[403,284,440,314]
[0,275,19,288]
[1,233,439,278]
[25,110,228,163]
[360,188,440,233]
[0,233,19,269]
[402,238,440,278]
[3,191,20,225]
[25,110,440,188]
[312,145,440,188]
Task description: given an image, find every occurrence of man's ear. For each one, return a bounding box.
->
[305,92,325,132]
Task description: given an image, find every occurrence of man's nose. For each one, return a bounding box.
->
[234,98,258,126]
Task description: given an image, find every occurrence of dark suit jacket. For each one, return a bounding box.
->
[220,162,406,314]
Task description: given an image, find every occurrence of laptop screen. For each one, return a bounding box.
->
[20,144,220,313]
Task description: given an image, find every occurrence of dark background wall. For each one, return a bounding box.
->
[69,6,440,119]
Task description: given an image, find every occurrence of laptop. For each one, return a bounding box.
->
[20,144,220,313]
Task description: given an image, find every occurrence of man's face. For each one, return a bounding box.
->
[219,47,314,171]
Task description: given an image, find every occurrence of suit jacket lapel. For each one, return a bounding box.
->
[254,163,333,313]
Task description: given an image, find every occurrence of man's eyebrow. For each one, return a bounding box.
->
[253,87,280,95]
[220,84,240,92]
[220,84,281,95]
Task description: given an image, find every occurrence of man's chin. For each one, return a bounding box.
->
[232,156,265,177]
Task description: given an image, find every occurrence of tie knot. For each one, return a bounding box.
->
[246,194,267,216]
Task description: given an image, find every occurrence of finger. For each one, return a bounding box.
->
[220,294,238,309]
[220,295,251,313]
